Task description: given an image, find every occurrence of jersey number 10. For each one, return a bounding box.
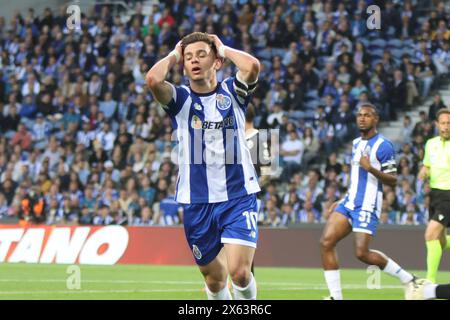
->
[243,211,258,231]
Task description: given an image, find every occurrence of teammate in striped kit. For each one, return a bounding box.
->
[146,32,260,300]
[319,103,424,300]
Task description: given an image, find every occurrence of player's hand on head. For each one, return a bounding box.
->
[208,34,225,55]
[174,41,183,65]
[208,34,223,47]
[359,151,371,171]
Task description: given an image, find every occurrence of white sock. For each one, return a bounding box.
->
[232,273,257,300]
[383,258,414,284]
[324,270,343,300]
[423,283,438,300]
[205,283,232,300]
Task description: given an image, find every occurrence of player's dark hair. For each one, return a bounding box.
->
[358,103,379,116]
[436,108,450,121]
[181,32,218,56]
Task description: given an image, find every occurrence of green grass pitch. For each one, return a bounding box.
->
[0,263,449,300]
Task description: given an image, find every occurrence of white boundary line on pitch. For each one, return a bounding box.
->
[0,285,405,295]
[0,278,404,288]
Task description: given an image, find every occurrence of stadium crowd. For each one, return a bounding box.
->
[0,0,448,227]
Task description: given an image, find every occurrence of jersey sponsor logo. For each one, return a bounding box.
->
[192,245,202,260]
[439,214,445,221]
[190,115,235,130]
[202,116,234,130]
[216,94,231,110]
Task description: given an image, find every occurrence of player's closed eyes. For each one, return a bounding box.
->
[185,52,207,61]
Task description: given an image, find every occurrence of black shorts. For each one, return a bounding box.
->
[429,189,450,227]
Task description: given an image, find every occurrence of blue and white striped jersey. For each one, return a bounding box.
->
[162,76,260,204]
[341,133,397,216]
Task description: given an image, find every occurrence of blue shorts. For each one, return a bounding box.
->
[182,194,258,266]
[335,203,379,236]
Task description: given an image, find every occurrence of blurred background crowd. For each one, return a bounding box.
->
[0,0,448,227]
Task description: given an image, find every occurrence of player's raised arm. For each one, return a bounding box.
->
[145,41,182,106]
[209,34,260,85]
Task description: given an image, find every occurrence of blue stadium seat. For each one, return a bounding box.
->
[304,100,320,110]
[370,49,384,59]
[370,39,387,48]
[367,32,381,39]
[402,39,414,47]
[387,39,402,48]
[306,90,319,99]
[391,48,404,59]
[359,38,370,47]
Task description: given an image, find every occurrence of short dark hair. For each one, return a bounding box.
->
[357,103,379,116]
[181,32,218,56]
[436,108,450,121]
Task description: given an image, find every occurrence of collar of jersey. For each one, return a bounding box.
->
[189,83,220,96]
[361,132,379,141]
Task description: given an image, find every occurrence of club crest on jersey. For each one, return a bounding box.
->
[192,245,202,260]
[216,94,231,110]
[191,115,202,129]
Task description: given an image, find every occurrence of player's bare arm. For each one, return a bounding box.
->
[209,34,260,84]
[359,153,397,187]
[145,41,182,105]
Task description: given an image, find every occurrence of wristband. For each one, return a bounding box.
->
[169,50,181,63]
[218,45,226,58]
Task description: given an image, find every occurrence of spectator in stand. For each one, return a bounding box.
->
[11,123,32,151]
[428,94,447,121]
[280,129,304,182]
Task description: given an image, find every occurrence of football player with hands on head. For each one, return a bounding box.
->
[146,32,260,300]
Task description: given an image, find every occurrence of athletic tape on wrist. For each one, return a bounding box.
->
[169,50,181,63]
[218,45,226,58]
